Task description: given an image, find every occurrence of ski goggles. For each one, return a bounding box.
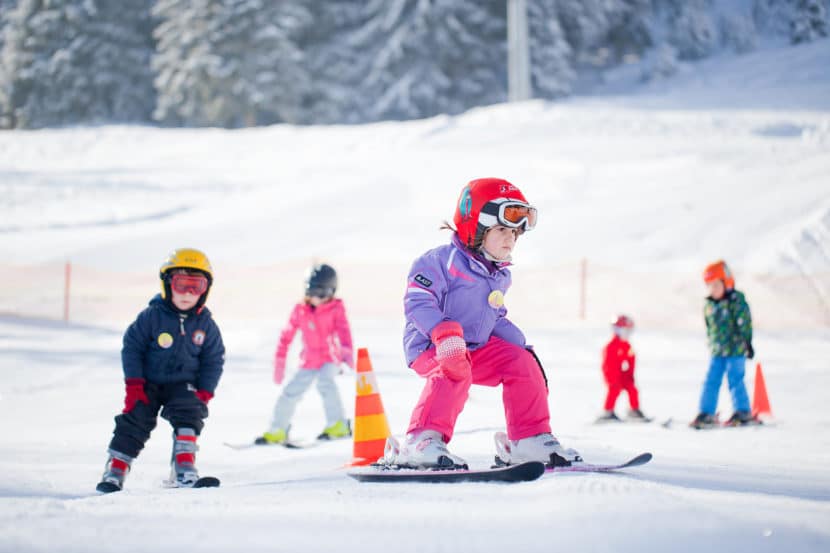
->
[306,287,333,299]
[480,200,538,231]
[170,273,209,296]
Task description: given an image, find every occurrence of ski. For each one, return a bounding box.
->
[695,420,765,430]
[162,475,221,488]
[720,419,764,428]
[661,417,765,430]
[594,416,654,425]
[192,476,220,488]
[492,452,652,473]
[95,481,121,494]
[223,440,316,450]
[97,475,221,493]
[348,461,545,483]
[544,452,652,473]
[492,431,650,473]
[226,423,351,450]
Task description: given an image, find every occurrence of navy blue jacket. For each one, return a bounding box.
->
[121,295,225,393]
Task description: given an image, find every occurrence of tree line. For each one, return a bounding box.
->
[0,0,826,129]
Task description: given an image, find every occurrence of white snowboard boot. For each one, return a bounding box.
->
[382,430,468,469]
[494,431,582,467]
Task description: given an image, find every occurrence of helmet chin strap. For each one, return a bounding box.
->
[479,246,511,264]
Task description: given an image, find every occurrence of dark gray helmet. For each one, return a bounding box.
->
[305,264,337,298]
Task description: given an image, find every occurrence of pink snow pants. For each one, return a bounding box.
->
[407,336,551,442]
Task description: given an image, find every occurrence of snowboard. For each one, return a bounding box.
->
[348,461,546,484]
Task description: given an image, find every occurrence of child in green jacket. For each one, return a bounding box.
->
[691,260,755,429]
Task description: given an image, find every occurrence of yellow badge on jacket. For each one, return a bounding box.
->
[157,332,174,349]
[488,290,505,309]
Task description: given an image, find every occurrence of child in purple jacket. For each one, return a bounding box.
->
[383,178,581,469]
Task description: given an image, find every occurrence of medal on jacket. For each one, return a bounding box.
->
[158,332,174,349]
[488,290,505,309]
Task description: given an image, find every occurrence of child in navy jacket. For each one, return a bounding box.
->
[96,248,225,492]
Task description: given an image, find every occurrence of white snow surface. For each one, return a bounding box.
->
[1,41,830,553]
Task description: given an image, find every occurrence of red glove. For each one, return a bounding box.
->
[430,321,471,381]
[122,378,149,414]
[273,355,286,385]
[193,390,213,405]
[195,389,213,404]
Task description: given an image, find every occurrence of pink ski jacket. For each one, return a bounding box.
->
[273,299,354,384]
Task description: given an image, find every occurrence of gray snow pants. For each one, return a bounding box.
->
[269,363,346,431]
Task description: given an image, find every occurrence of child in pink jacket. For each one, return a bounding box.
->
[255,264,354,444]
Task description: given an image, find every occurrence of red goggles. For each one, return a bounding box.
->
[498,202,537,231]
[170,273,208,296]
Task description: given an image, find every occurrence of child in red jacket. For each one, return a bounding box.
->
[597,315,648,422]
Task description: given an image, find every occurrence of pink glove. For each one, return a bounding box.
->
[195,390,213,404]
[273,355,286,385]
[430,321,471,381]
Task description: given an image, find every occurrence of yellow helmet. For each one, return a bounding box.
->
[159,248,214,305]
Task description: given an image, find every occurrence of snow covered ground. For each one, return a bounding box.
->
[1,41,830,553]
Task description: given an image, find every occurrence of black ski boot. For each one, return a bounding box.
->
[627,409,651,422]
[595,410,622,423]
[724,411,758,427]
[690,413,718,429]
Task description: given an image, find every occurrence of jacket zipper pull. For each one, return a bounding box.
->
[179,315,186,336]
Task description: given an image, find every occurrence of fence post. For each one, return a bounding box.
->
[579,257,587,320]
[64,261,71,323]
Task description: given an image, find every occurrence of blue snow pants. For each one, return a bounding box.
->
[698,356,750,415]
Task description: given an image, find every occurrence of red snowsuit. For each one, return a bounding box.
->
[602,335,639,411]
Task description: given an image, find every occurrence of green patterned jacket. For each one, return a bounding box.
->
[704,289,753,357]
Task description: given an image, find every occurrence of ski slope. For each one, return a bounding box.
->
[1,40,830,553]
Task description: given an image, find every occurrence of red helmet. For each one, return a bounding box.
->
[453,178,537,248]
[611,314,634,329]
[703,260,734,289]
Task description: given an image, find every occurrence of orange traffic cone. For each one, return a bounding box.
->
[349,348,391,466]
[751,362,773,419]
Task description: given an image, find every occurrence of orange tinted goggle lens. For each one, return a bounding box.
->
[171,274,208,295]
[501,204,537,229]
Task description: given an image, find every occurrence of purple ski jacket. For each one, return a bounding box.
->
[403,234,526,365]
